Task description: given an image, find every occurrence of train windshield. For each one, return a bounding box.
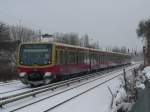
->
[19,44,52,66]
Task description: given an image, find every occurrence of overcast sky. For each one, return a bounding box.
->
[0,0,150,51]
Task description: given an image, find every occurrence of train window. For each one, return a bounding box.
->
[56,50,65,65]
[95,53,97,63]
[62,51,65,64]
[56,50,58,64]
[56,50,60,64]
[92,52,94,64]
[99,53,102,64]
[105,53,108,62]
[68,51,71,64]
[97,53,99,63]
[95,53,97,64]
[74,51,77,64]
[94,52,96,64]
[68,51,73,64]
[64,51,68,64]
[99,54,100,63]
[102,53,104,64]
[83,52,85,64]
[85,52,89,64]
[103,53,105,63]
[78,52,80,64]
[80,52,83,64]
[72,51,76,64]
[90,52,92,64]
[72,51,75,64]
[60,50,63,64]
[81,52,83,64]
[79,51,84,64]
[57,50,61,64]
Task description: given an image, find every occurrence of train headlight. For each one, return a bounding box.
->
[19,72,26,77]
[44,72,52,77]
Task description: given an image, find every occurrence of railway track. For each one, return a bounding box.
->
[0,83,28,98]
[0,87,28,96]
[0,66,123,100]
[0,69,110,101]
[0,80,21,86]
[43,69,124,112]
[0,63,140,112]
[8,64,139,112]
[0,70,108,99]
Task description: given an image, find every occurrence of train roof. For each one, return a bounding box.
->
[20,42,131,57]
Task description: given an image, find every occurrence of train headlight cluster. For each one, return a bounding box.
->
[44,72,52,84]
[19,72,26,77]
[44,72,52,77]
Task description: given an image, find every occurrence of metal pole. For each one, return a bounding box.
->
[123,69,127,91]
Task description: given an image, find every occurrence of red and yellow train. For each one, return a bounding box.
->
[17,42,131,86]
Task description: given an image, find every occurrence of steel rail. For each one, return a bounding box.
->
[0,80,21,86]
[0,64,137,108]
[10,66,137,112]
[44,68,128,112]
[0,71,101,100]
[1,66,121,100]
[0,67,121,106]
[0,87,27,95]
[0,71,105,107]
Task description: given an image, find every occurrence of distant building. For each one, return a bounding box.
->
[41,34,55,42]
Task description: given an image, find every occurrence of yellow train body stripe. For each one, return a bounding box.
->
[52,43,56,65]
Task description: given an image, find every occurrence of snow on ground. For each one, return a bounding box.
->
[142,66,150,74]
[0,82,25,93]
[136,83,145,89]
[143,66,150,79]
[0,64,140,112]
[48,64,141,112]
[9,71,124,112]
[49,74,126,112]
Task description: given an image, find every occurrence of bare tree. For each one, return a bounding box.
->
[0,22,11,42]
[112,46,120,52]
[136,19,150,65]
[81,34,90,47]
[55,32,80,46]
[10,25,41,42]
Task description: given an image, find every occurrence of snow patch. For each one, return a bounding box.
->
[136,82,145,89]
[114,87,127,105]
[142,66,150,80]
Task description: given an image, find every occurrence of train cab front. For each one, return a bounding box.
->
[18,68,53,86]
[17,43,54,87]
